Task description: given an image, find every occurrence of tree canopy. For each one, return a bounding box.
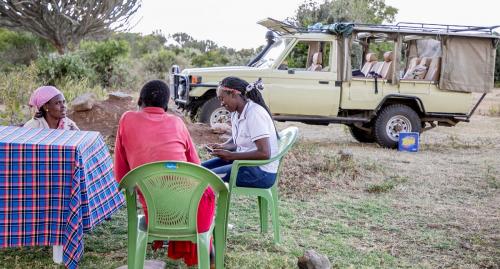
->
[293,0,398,27]
[0,0,141,54]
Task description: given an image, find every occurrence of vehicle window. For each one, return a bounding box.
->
[253,37,291,68]
[280,41,331,72]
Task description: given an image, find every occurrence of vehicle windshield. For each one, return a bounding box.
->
[252,37,292,68]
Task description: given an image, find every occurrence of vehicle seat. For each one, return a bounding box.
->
[360,53,377,76]
[378,51,394,79]
[424,57,441,81]
[307,52,322,71]
[403,57,421,78]
[403,57,432,79]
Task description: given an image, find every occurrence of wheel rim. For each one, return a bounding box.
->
[209,107,230,126]
[385,115,412,142]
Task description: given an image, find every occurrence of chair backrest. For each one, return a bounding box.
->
[403,57,421,78]
[378,51,394,79]
[274,127,299,177]
[424,57,441,81]
[307,52,323,71]
[361,53,377,76]
[119,161,228,237]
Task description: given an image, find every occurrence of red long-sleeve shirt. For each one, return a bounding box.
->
[114,107,213,266]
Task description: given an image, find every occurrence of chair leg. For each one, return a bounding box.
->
[258,196,269,233]
[271,187,281,244]
[128,215,148,269]
[214,210,227,269]
[197,232,211,269]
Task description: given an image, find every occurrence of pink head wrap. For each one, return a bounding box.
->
[28,86,63,110]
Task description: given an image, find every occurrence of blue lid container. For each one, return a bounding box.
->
[398,132,419,152]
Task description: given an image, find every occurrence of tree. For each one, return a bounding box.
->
[293,0,398,27]
[0,0,141,54]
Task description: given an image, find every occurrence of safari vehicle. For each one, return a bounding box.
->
[171,18,498,148]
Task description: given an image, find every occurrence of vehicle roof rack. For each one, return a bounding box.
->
[258,18,500,39]
[354,22,500,36]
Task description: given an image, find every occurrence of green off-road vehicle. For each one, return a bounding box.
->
[171,18,498,148]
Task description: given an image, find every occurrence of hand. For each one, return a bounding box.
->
[206,143,224,150]
[210,149,233,161]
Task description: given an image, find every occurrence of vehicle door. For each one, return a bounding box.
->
[266,39,340,117]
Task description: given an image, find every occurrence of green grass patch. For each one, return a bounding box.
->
[366,176,408,193]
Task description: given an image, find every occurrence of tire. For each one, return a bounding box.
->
[373,104,421,148]
[198,97,230,127]
[348,125,375,143]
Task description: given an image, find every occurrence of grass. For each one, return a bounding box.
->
[1,117,500,268]
[366,176,408,193]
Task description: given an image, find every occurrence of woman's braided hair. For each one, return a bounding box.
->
[220,76,279,138]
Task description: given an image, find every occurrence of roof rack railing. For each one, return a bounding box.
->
[354,21,499,35]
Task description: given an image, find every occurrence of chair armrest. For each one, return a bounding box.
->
[228,156,282,189]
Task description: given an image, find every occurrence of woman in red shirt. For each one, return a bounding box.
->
[114,80,214,267]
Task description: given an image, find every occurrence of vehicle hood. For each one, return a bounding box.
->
[181,66,255,75]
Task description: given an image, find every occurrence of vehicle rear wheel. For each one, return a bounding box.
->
[199,97,230,127]
[373,104,421,148]
[348,125,375,143]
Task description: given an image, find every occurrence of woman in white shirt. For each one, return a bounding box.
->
[23,86,79,130]
[203,77,279,188]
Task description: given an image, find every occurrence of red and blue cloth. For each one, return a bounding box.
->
[0,126,124,268]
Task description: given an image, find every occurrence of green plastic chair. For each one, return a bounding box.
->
[119,161,229,269]
[226,126,299,244]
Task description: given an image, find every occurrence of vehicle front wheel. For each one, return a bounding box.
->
[199,97,231,127]
[373,104,421,148]
[348,125,375,143]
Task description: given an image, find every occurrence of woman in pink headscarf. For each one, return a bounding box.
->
[23,86,79,130]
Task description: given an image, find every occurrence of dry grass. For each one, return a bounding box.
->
[274,109,500,268]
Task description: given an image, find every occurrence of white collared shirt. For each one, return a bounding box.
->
[230,100,279,173]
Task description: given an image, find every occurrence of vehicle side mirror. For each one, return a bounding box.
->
[288,69,295,74]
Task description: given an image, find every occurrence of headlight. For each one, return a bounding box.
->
[190,76,202,84]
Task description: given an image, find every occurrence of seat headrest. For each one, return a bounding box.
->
[312,52,322,65]
[383,51,393,62]
[419,57,431,67]
[365,53,377,62]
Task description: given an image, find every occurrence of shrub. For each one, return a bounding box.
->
[142,49,176,78]
[80,40,129,87]
[35,53,94,86]
[0,65,39,125]
[0,28,54,71]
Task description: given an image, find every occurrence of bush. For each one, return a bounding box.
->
[80,40,129,87]
[0,65,39,125]
[0,28,54,71]
[36,53,94,86]
[142,49,176,78]
[56,77,107,103]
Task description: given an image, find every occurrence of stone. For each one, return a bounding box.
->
[338,149,353,162]
[297,249,331,269]
[71,93,96,112]
[108,91,133,101]
[116,259,166,269]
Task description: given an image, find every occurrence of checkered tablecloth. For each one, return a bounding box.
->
[0,126,124,269]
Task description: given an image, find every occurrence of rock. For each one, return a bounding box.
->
[338,149,353,162]
[71,93,96,112]
[108,91,133,101]
[211,123,231,134]
[297,249,331,269]
[116,259,166,269]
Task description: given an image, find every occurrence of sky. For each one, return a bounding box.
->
[131,0,500,50]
